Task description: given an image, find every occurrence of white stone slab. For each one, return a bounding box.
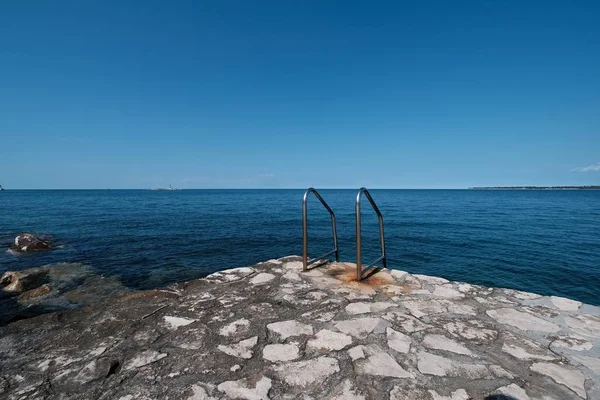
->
[486,308,560,332]
[531,362,586,398]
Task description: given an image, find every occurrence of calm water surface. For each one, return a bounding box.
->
[1,189,599,306]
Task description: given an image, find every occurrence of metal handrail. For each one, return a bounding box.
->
[355,187,387,280]
[302,188,339,270]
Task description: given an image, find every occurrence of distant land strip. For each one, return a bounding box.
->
[468,186,600,190]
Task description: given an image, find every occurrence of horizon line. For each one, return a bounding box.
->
[2,186,599,191]
[0,187,469,190]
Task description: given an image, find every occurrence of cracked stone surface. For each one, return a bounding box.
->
[217,376,271,400]
[328,379,365,400]
[262,343,299,362]
[1,256,599,399]
[550,335,593,352]
[271,356,339,388]
[306,329,352,352]
[487,307,561,332]
[501,332,558,361]
[164,315,196,329]
[334,317,385,338]
[249,273,276,285]
[386,327,411,353]
[551,296,582,311]
[123,350,167,370]
[345,301,395,314]
[266,320,313,340]
[355,345,414,378]
[219,318,250,337]
[531,362,587,398]
[217,336,258,359]
[422,333,475,356]
[417,351,491,378]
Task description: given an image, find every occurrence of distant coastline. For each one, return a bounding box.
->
[468,186,600,190]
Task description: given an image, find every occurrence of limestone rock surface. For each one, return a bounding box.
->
[0,256,598,399]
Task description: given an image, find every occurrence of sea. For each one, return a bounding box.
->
[1,189,599,320]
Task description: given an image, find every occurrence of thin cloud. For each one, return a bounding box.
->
[572,162,600,172]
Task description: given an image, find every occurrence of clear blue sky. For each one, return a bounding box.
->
[1,1,599,189]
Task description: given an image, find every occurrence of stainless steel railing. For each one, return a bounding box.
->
[302,188,339,270]
[355,187,387,280]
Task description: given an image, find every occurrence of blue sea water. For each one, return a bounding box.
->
[1,189,599,308]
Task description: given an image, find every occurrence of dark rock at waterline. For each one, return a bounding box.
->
[0,263,132,325]
[10,233,53,252]
[17,284,53,301]
[62,275,131,304]
[0,268,49,292]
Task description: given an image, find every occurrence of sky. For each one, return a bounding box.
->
[1,1,599,189]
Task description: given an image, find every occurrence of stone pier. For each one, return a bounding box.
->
[1,256,599,399]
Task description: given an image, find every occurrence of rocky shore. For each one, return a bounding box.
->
[1,256,599,399]
[0,263,132,325]
[1,231,133,324]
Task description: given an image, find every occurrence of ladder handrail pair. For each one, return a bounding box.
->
[302,187,387,280]
[302,188,340,270]
[355,188,388,279]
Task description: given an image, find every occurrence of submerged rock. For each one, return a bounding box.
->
[1,268,49,292]
[10,233,53,252]
[63,275,132,304]
[17,284,53,301]
[0,263,132,324]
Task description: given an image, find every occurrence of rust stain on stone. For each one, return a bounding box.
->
[324,262,395,289]
[362,273,395,288]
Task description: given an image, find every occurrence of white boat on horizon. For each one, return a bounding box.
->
[151,185,179,191]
